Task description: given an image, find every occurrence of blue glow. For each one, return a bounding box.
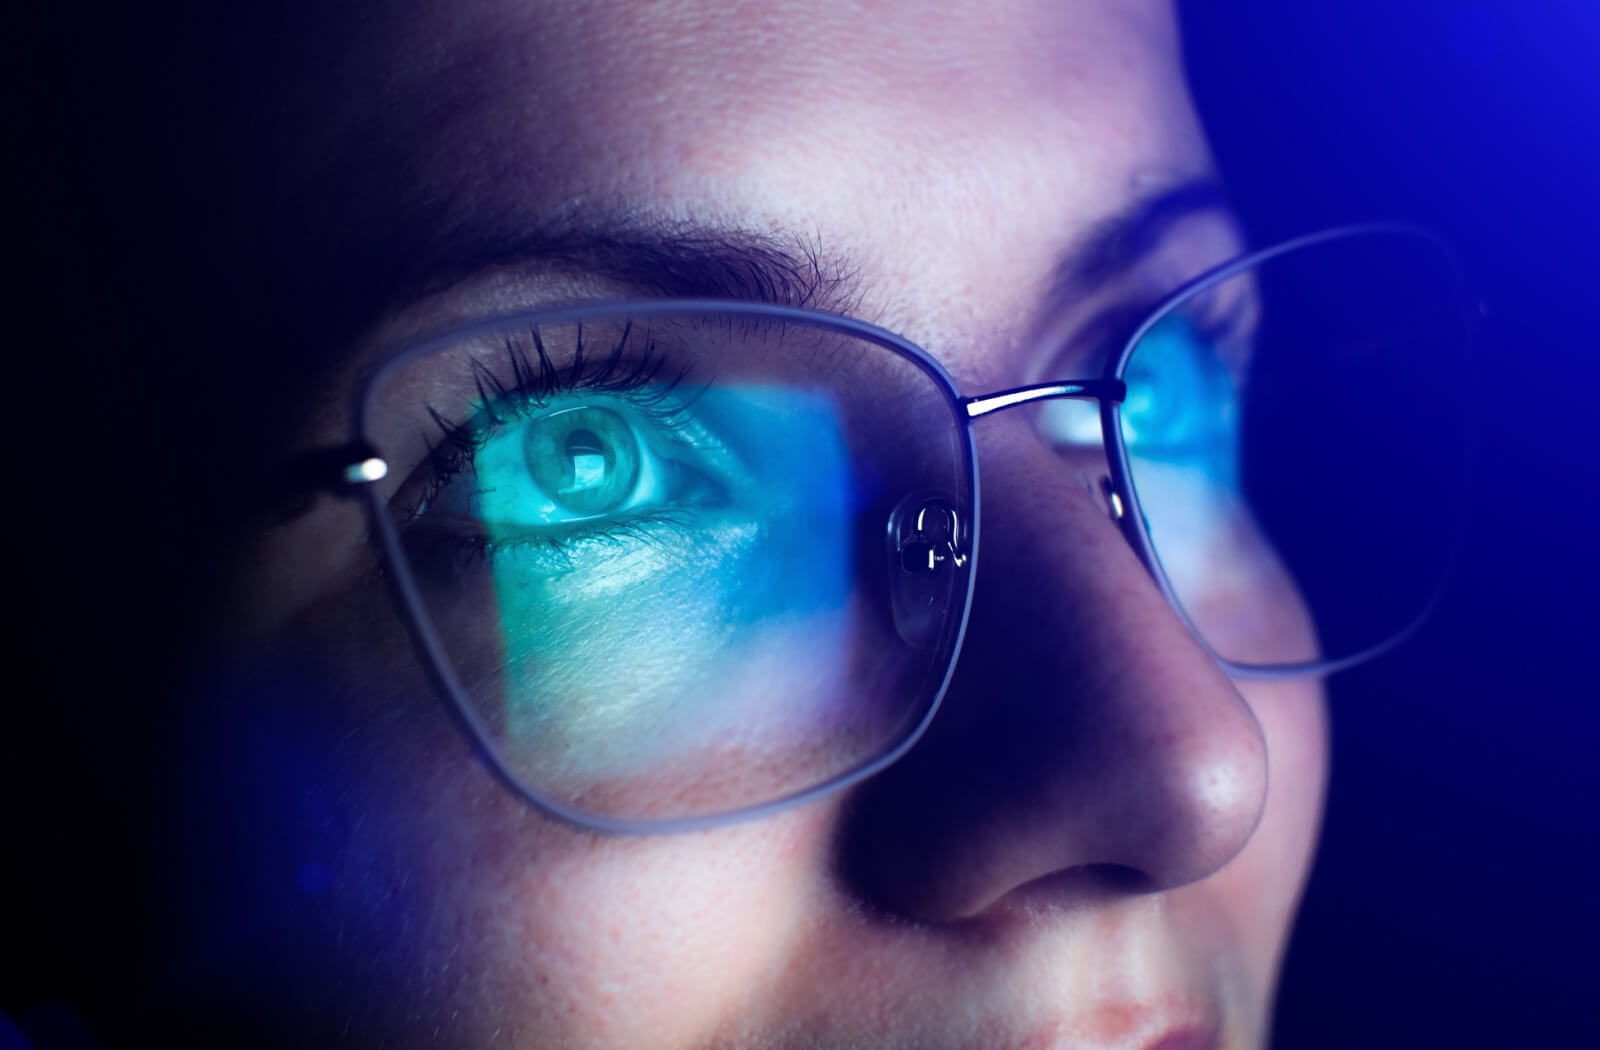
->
[1119,313,1241,491]
[464,383,859,779]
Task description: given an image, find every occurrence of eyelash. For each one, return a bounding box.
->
[406,322,699,520]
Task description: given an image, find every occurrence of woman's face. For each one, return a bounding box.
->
[171,0,1328,1046]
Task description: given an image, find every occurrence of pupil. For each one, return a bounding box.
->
[565,428,605,457]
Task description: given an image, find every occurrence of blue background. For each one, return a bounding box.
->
[1183,2,1600,1045]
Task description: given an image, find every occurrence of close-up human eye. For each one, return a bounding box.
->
[397,346,735,574]
[426,400,713,531]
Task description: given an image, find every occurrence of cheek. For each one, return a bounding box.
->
[167,620,835,1049]
[328,697,836,1049]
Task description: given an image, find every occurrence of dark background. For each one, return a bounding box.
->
[1181,2,1600,1046]
[4,2,1597,1048]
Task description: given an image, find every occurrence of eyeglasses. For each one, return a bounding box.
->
[308,224,1474,833]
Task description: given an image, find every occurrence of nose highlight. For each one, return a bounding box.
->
[835,420,1271,922]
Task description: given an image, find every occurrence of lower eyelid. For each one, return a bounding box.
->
[403,508,703,578]
[483,510,724,579]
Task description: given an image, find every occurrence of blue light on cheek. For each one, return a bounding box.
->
[474,386,859,744]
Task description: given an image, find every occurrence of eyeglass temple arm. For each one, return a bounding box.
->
[254,441,389,524]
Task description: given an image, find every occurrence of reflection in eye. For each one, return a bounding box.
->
[527,406,640,515]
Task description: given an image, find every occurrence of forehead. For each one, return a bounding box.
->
[303,0,1213,367]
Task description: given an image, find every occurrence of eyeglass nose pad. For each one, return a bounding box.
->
[1101,474,1158,578]
[888,492,969,649]
[1100,474,1126,522]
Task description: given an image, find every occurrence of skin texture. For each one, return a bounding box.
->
[159,1,1329,1047]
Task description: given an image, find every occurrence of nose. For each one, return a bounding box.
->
[836,415,1270,921]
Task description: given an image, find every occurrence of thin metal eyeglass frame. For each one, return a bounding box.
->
[335,222,1463,834]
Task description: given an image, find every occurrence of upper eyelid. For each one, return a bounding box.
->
[413,326,684,436]
[432,365,693,448]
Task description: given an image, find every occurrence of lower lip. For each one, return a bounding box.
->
[1145,1026,1220,1050]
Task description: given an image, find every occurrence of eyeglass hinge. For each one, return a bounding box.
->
[290,441,388,493]
[339,452,389,487]
[250,441,387,526]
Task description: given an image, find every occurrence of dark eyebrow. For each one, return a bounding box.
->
[382,178,1226,322]
[1050,177,1233,298]
[407,218,866,315]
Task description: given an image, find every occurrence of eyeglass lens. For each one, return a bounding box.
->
[1116,230,1472,669]
[362,311,975,822]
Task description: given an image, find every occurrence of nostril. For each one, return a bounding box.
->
[1084,862,1151,893]
[975,864,1160,920]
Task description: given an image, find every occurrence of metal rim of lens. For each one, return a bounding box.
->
[1101,223,1475,680]
[353,300,982,835]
